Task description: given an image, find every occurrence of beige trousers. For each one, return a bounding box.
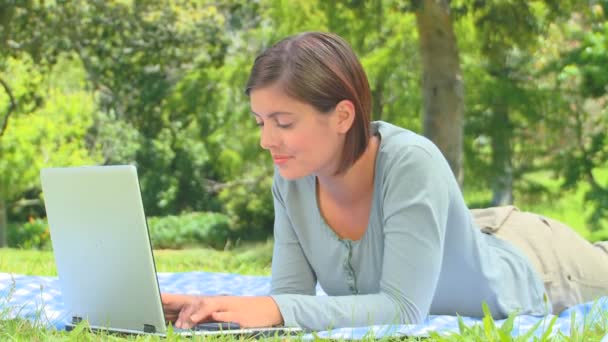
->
[471,206,608,314]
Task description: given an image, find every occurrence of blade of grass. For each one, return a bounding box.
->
[482,302,496,342]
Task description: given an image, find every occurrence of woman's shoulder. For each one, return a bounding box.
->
[373,121,455,213]
[373,121,456,199]
[373,121,446,166]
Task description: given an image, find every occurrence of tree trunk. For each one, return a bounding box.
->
[372,73,386,121]
[490,107,514,206]
[0,197,7,247]
[415,0,464,187]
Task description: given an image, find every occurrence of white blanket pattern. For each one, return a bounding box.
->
[1,272,607,339]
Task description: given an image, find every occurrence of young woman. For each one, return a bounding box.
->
[162,32,608,331]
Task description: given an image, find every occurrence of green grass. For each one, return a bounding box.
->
[3,169,608,341]
[2,244,608,341]
[0,240,275,277]
[0,243,282,341]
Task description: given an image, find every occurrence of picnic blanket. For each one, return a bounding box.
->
[1,271,607,339]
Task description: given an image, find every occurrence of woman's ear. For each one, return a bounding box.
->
[334,100,355,134]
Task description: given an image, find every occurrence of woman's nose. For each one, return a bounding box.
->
[259,125,277,150]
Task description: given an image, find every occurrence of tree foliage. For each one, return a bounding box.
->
[544,4,608,234]
[0,56,100,246]
[1,0,607,247]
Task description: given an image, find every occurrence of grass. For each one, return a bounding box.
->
[515,169,605,240]
[0,241,277,340]
[2,245,608,341]
[2,170,608,340]
[0,240,274,277]
[0,243,284,341]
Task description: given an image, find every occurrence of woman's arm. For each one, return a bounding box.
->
[269,176,318,295]
[163,173,318,329]
[166,146,451,330]
[270,146,450,329]
[162,294,282,328]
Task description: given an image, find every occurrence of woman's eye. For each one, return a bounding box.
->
[276,122,293,129]
[255,121,264,127]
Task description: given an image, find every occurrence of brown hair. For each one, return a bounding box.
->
[245,32,372,175]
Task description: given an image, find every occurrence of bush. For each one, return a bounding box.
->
[8,217,52,250]
[147,212,232,249]
[8,212,231,250]
[218,174,275,242]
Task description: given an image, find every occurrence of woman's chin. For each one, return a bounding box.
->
[277,167,309,180]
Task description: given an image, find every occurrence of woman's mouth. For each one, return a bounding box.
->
[272,155,291,165]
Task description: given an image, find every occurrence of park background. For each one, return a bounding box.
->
[1,0,607,253]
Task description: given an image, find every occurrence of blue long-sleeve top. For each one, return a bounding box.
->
[269,121,547,330]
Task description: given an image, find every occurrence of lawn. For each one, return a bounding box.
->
[2,243,608,341]
[0,240,275,277]
[0,243,290,341]
[1,174,608,341]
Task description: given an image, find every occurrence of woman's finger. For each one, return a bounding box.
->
[176,301,199,328]
[161,293,178,304]
[165,313,178,322]
[209,311,239,325]
[161,293,187,311]
[190,306,219,323]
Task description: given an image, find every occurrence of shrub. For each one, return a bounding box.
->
[8,217,51,250]
[147,212,232,249]
[8,212,231,250]
[218,173,275,241]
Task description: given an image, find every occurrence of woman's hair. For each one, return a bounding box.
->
[245,32,372,175]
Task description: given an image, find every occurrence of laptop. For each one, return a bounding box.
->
[40,165,301,337]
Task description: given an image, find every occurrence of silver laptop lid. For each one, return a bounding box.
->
[40,165,167,334]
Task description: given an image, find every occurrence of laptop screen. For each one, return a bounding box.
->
[41,165,167,334]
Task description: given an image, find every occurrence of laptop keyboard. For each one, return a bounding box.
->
[192,322,241,331]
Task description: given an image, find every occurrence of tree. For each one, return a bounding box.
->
[0,1,70,246]
[0,0,270,244]
[545,4,608,235]
[414,0,465,186]
[0,57,100,247]
[453,0,584,206]
[39,0,236,215]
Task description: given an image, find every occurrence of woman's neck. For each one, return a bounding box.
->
[316,135,379,206]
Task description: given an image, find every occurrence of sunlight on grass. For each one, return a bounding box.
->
[0,241,276,340]
[154,240,273,276]
[2,171,607,340]
[0,249,57,276]
[2,242,608,340]
[0,240,273,277]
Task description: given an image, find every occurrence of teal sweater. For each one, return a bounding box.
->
[270,121,547,330]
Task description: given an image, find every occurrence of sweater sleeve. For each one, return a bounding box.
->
[269,174,317,297]
[270,146,450,330]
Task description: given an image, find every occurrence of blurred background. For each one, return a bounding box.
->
[1,0,607,251]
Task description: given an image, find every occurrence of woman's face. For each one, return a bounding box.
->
[250,85,345,180]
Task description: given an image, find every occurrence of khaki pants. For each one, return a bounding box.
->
[471,206,608,314]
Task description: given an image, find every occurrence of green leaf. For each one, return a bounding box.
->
[457,314,468,334]
[482,302,496,342]
[499,311,516,338]
[520,315,546,341]
[540,315,558,341]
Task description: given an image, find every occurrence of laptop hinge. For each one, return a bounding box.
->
[71,316,83,325]
[143,324,156,333]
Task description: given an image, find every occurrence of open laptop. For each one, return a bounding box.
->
[40,165,301,337]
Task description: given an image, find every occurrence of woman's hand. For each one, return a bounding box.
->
[161,293,284,329]
[161,293,197,324]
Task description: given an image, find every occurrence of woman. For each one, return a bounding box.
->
[162,32,608,331]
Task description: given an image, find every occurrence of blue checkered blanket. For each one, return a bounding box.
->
[1,272,607,339]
